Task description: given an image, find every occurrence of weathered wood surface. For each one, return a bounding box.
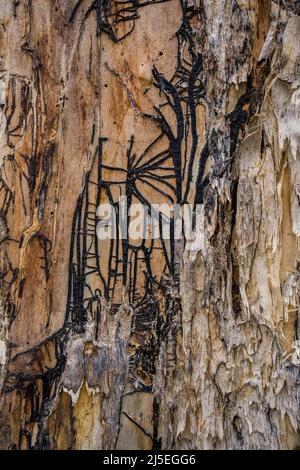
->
[0,0,300,449]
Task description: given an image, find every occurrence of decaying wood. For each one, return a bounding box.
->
[0,0,300,450]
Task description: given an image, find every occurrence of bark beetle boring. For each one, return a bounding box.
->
[0,0,300,450]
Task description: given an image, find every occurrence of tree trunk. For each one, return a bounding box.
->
[0,0,300,450]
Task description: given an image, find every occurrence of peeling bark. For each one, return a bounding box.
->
[0,0,300,450]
